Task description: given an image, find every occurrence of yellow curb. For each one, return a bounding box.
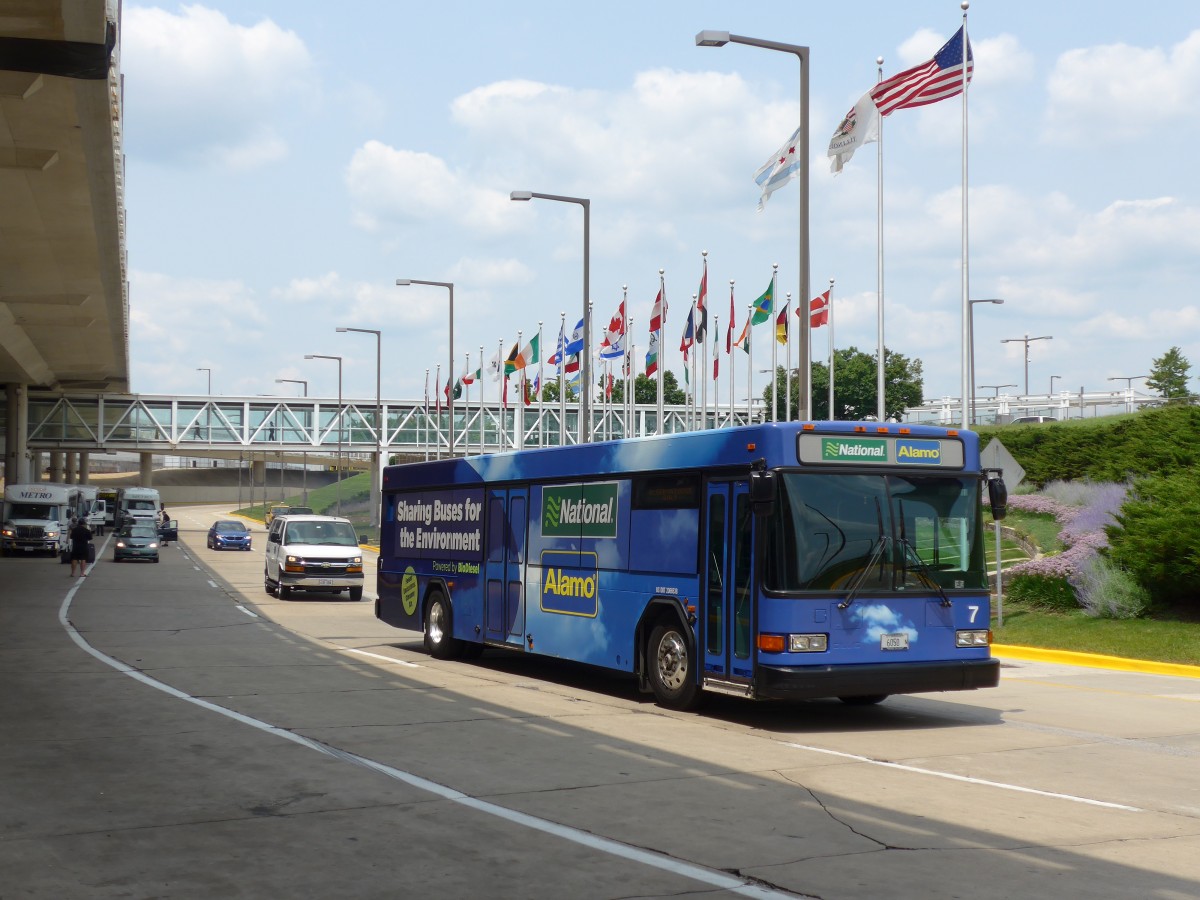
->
[993,643,1200,679]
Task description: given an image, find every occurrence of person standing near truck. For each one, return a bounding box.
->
[69,517,92,577]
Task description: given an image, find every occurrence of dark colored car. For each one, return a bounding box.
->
[114,524,160,563]
[207,519,252,551]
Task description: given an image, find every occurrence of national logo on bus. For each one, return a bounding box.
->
[542,483,619,538]
[821,438,888,462]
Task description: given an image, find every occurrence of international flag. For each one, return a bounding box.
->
[776,303,789,345]
[754,125,801,211]
[645,329,659,377]
[510,334,539,371]
[648,288,664,333]
[713,328,719,381]
[503,341,521,376]
[726,282,735,354]
[547,321,567,370]
[435,376,442,415]
[808,290,831,328]
[461,367,482,386]
[564,318,585,356]
[750,277,774,325]
[679,306,695,357]
[488,348,506,382]
[828,26,974,173]
[605,373,614,399]
[694,262,708,344]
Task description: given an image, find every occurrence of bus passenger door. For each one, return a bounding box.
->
[484,488,527,647]
[702,482,755,686]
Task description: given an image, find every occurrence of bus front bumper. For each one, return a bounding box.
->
[753,657,1000,701]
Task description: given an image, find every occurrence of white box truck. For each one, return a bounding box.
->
[97,487,119,529]
[116,486,161,529]
[74,486,108,536]
[1,483,71,557]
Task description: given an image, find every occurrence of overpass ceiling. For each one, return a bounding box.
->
[0,0,128,392]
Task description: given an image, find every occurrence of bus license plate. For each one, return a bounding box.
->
[881,633,909,651]
[318,578,334,586]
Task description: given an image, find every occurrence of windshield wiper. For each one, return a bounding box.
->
[897,537,953,607]
[838,535,889,610]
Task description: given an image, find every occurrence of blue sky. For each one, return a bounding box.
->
[121,1,1200,409]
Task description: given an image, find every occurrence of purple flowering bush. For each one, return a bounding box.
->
[1005,481,1147,617]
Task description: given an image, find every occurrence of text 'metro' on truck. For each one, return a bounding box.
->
[2,483,71,557]
[376,421,1008,711]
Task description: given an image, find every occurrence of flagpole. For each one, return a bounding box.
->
[876,54,886,422]
[423,368,429,461]
[557,312,566,446]
[537,320,544,447]
[960,2,972,427]
[784,293,792,421]
[727,281,735,426]
[434,363,442,461]
[621,286,629,436]
[657,269,665,434]
[586,300,593,443]
[497,338,505,448]
[478,344,484,454]
[463,351,470,452]
[515,329,524,450]
[699,251,708,431]
[828,278,836,420]
[770,271,778,422]
[712,313,719,426]
[689,296,697,431]
[746,301,753,424]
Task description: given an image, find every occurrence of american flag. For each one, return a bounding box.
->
[871,26,973,116]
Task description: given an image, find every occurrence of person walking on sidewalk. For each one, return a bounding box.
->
[69,517,93,577]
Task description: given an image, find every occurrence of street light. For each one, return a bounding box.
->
[1107,375,1146,413]
[967,298,1003,424]
[337,326,382,536]
[275,379,308,504]
[1000,333,1053,396]
[396,280,455,454]
[979,384,1016,398]
[509,191,592,441]
[196,367,212,393]
[1049,375,1061,396]
[697,29,810,419]
[305,353,343,517]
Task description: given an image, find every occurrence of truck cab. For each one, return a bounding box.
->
[2,484,70,557]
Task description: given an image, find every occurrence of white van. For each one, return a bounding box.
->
[2,483,70,557]
[263,515,364,601]
[116,486,161,528]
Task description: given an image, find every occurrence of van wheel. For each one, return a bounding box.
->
[647,622,703,711]
[424,592,461,659]
[264,568,276,596]
[348,586,363,601]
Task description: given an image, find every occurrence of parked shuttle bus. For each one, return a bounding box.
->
[116,486,161,528]
[73,486,108,535]
[2,483,71,557]
[98,488,119,529]
[376,422,1007,710]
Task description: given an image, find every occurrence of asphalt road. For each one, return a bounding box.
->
[2,502,1198,899]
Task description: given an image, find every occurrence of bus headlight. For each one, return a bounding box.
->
[956,629,991,647]
[789,633,828,652]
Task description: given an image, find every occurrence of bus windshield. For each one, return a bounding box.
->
[764,472,986,593]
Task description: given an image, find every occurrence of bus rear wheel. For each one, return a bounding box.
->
[424,592,462,659]
[647,623,702,711]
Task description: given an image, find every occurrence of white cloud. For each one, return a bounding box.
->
[123,4,315,167]
[1044,30,1200,142]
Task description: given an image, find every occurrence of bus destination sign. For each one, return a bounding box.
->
[798,434,964,469]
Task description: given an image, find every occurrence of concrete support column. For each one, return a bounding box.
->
[49,451,63,482]
[29,451,42,481]
[65,452,77,484]
[4,383,29,484]
[251,459,266,486]
[139,452,154,486]
[79,452,90,483]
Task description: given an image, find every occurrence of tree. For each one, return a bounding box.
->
[607,371,686,405]
[539,377,576,403]
[1146,346,1191,400]
[765,346,924,421]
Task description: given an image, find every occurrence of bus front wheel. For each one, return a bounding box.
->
[647,623,702,711]
[424,592,462,659]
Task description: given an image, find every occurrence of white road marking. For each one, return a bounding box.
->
[208,580,218,589]
[777,740,1142,812]
[343,647,421,668]
[56,582,802,899]
[235,605,259,618]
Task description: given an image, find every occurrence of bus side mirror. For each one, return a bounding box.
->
[987,477,1008,521]
[749,470,777,515]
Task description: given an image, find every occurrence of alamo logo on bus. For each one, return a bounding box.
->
[822,438,888,461]
[895,439,943,464]
[542,483,619,538]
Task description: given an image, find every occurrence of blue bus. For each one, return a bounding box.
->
[376,422,1007,710]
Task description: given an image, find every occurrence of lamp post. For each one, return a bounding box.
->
[509,191,592,441]
[967,298,1003,424]
[1000,333,1053,396]
[305,354,343,517]
[1107,375,1146,413]
[1049,375,1061,396]
[696,29,810,419]
[396,280,454,455]
[275,379,308,504]
[337,327,382,537]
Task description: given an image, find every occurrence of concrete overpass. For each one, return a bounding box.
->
[1,0,126,484]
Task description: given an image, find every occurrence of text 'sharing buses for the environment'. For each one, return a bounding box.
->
[376,422,1007,710]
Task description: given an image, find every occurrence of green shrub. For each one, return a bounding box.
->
[1071,555,1149,619]
[1006,573,1077,610]
[1104,470,1200,610]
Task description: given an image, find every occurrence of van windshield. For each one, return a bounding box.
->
[284,521,359,546]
